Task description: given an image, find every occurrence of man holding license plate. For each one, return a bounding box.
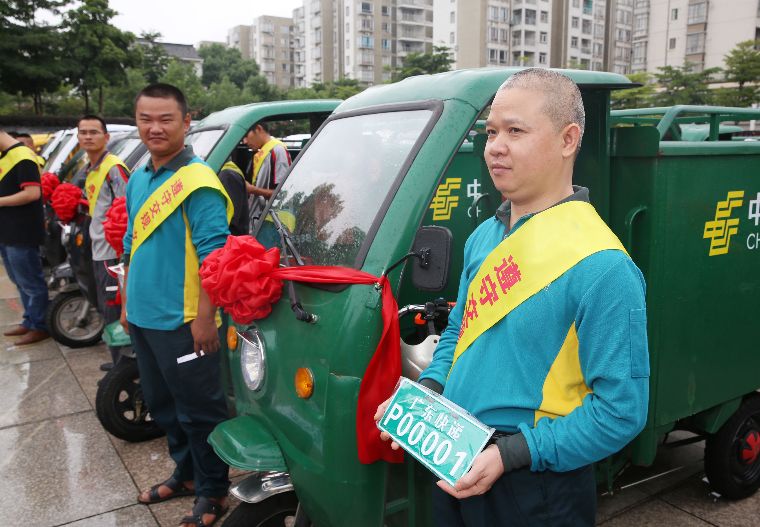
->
[376,69,650,526]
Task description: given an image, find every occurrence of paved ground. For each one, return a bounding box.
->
[0,264,757,526]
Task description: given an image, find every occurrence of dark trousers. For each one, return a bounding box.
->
[129,322,230,498]
[432,465,596,527]
[93,258,121,363]
[0,243,49,331]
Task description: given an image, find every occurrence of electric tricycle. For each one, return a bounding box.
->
[208,69,760,526]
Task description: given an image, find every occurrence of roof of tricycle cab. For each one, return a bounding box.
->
[335,67,633,114]
[194,99,342,130]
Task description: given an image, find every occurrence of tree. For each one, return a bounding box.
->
[611,72,657,109]
[160,60,205,117]
[392,45,453,81]
[716,40,760,108]
[198,43,260,89]
[0,0,70,114]
[62,0,138,113]
[286,78,363,100]
[653,63,721,106]
[138,31,170,84]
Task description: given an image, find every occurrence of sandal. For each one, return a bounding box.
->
[179,496,229,527]
[138,476,194,504]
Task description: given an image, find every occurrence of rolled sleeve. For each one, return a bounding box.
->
[183,187,230,262]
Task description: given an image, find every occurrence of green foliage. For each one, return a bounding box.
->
[392,45,453,81]
[198,44,260,89]
[0,0,70,114]
[138,31,170,84]
[652,63,721,106]
[159,60,206,116]
[285,79,363,100]
[714,40,760,108]
[611,72,657,109]
[61,0,138,113]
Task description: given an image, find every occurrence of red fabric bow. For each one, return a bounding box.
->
[103,196,128,257]
[200,235,404,465]
[51,183,87,222]
[40,172,60,203]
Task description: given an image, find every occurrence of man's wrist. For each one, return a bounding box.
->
[495,432,531,473]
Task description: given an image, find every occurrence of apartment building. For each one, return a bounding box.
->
[227,25,253,59]
[632,0,760,74]
[604,0,634,74]
[251,15,295,89]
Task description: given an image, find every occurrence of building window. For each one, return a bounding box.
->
[500,28,508,42]
[632,41,646,63]
[525,9,536,25]
[572,16,579,28]
[573,0,579,7]
[513,9,522,24]
[582,19,591,34]
[540,10,548,23]
[540,31,547,43]
[571,36,578,48]
[688,2,707,24]
[382,38,391,50]
[490,26,499,42]
[450,31,455,44]
[490,6,499,20]
[669,37,676,49]
[499,50,507,64]
[450,11,455,23]
[382,5,389,16]
[686,32,705,54]
[488,48,497,64]
[359,35,374,48]
[671,8,678,20]
[539,52,547,64]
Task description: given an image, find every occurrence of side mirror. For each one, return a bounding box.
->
[411,226,452,291]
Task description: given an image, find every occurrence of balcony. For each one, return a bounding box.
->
[397,0,432,9]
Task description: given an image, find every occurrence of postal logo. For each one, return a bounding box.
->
[703,191,744,256]
[429,178,462,221]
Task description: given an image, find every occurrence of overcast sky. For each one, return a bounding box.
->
[106,0,303,45]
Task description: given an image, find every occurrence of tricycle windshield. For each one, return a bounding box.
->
[267,109,433,267]
[185,128,225,159]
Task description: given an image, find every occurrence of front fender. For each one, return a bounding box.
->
[209,415,287,472]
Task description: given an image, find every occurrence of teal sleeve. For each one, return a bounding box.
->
[122,176,134,257]
[519,257,650,472]
[183,186,230,263]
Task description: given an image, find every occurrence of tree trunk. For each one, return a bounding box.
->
[98,85,104,114]
[83,87,90,113]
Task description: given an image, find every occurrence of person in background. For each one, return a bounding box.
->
[217,158,248,236]
[77,114,129,371]
[242,121,290,231]
[0,129,49,345]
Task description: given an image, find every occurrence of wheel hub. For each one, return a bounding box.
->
[741,430,760,465]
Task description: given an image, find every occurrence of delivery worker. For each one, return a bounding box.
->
[77,114,129,371]
[242,121,290,231]
[376,68,650,526]
[0,129,49,345]
[121,83,231,527]
[217,158,248,236]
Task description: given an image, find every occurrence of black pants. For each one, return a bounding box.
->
[93,258,121,363]
[432,465,596,527]
[130,322,230,498]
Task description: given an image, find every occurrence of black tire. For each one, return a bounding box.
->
[95,358,164,442]
[46,290,104,348]
[705,394,760,499]
[222,492,299,527]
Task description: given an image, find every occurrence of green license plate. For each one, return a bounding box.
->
[377,378,493,486]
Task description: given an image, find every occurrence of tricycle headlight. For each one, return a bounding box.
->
[240,328,266,391]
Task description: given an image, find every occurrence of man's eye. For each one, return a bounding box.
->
[486,129,496,136]
[508,127,522,134]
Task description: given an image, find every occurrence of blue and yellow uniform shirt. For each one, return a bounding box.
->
[123,146,230,330]
[420,187,649,473]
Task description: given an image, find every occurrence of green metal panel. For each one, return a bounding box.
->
[208,415,287,472]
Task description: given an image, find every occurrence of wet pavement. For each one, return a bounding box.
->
[0,263,757,526]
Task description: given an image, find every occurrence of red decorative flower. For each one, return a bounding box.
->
[40,172,60,202]
[103,196,128,257]
[50,183,87,222]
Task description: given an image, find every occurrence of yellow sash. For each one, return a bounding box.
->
[85,153,127,216]
[221,160,245,180]
[450,201,627,374]
[131,163,233,258]
[0,146,39,183]
[252,138,285,185]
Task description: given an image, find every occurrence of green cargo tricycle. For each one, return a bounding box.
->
[209,70,760,526]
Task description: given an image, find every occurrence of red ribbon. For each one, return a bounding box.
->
[103,196,128,257]
[51,183,87,222]
[200,235,404,465]
[41,172,60,203]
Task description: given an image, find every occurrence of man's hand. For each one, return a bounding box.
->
[373,396,401,450]
[120,308,129,334]
[436,444,505,499]
[190,315,219,356]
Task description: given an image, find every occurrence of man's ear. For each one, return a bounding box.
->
[183,113,191,133]
[561,123,581,158]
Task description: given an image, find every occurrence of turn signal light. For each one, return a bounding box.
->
[75,233,84,247]
[295,368,314,399]
[227,326,238,351]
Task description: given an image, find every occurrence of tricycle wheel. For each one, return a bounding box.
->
[705,394,760,499]
[46,290,104,348]
[222,492,299,527]
[95,358,164,442]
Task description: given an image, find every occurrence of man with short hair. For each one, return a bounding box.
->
[377,69,650,526]
[0,129,49,345]
[121,83,232,527]
[8,132,43,167]
[243,121,290,230]
[77,114,129,371]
